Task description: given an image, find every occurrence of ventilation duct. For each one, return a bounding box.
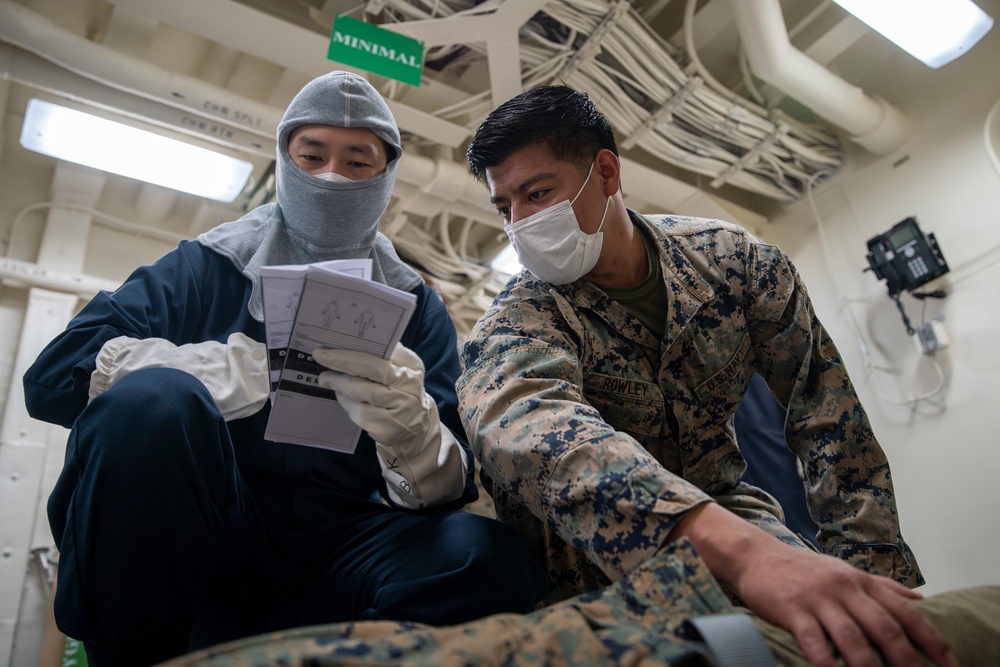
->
[727,0,911,155]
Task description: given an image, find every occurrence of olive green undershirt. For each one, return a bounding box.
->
[596,229,668,340]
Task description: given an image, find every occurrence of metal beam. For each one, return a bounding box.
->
[383,0,547,46]
[381,0,548,110]
[486,28,522,108]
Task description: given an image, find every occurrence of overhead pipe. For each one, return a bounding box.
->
[0,257,120,298]
[391,181,500,230]
[396,155,497,222]
[392,151,757,231]
[727,0,911,155]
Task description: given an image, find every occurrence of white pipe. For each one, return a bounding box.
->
[395,150,769,231]
[0,257,120,297]
[727,0,911,155]
[397,154,494,211]
[392,181,500,229]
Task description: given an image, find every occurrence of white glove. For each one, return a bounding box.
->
[89,333,269,421]
[313,344,467,509]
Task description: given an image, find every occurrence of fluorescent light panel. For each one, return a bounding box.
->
[832,0,993,68]
[20,99,253,202]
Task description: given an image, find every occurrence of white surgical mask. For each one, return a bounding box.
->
[505,160,611,284]
[313,170,354,183]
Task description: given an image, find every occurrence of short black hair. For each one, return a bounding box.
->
[466,85,618,182]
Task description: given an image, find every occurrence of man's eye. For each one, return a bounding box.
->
[496,206,510,221]
[527,189,548,202]
[300,154,322,163]
[348,161,371,169]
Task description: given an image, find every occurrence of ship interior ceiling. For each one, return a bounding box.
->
[3,0,1000,664]
[0,0,903,334]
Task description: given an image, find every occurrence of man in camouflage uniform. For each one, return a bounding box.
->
[455,85,950,667]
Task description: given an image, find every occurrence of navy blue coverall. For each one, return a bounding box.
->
[23,240,546,666]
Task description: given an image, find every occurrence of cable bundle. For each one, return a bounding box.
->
[378,0,844,202]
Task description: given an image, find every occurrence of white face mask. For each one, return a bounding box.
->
[313,170,354,183]
[505,160,611,285]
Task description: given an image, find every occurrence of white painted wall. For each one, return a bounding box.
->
[0,113,190,667]
[759,9,1000,596]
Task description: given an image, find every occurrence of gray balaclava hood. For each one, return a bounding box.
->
[199,71,422,321]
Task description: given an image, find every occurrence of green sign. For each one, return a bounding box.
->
[63,639,88,666]
[327,15,424,87]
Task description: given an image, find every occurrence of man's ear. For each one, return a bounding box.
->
[595,148,622,196]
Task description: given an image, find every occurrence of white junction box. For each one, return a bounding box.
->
[914,319,951,355]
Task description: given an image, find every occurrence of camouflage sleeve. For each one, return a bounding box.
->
[744,241,923,586]
[457,295,713,582]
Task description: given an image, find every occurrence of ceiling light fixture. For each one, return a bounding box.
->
[832,0,993,69]
[20,98,253,202]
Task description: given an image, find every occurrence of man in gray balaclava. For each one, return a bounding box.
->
[24,71,547,667]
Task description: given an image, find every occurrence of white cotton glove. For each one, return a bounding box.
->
[89,333,270,421]
[313,344,467,509]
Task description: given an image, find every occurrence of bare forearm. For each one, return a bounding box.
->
[666,501,775,588]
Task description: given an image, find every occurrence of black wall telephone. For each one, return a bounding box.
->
[864,217,949,296]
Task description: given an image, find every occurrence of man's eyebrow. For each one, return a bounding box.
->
[489,173,557,204]
[344,143,380,157]
[289,136,379,157]
[291,134,326,148]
